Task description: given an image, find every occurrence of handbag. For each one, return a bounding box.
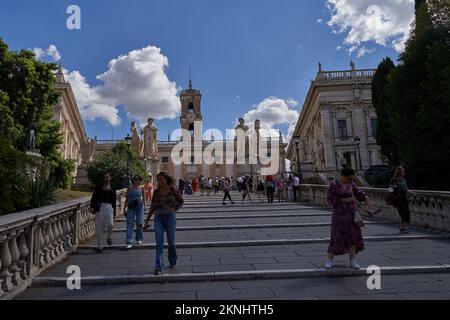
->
[386,187,396,207]
[352,192,364,228]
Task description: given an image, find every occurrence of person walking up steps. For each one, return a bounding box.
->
[265,175,275,204]
[124,175,146,249]
[276,174,285,203]
[90,172,116,253]
[192,177,198,196]
[256,177,265,203]
[144,175,154,205]
[241,174,253,204]
[324,168,370,270]
[145,172,184,275]
[222,177,235,205]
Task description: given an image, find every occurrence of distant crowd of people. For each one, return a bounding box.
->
[171,173,302,205]
[89,165,413,274]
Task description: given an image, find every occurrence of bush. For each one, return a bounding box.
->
[87,142,146,190]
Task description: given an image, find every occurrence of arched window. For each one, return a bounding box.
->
[188,102,194,111]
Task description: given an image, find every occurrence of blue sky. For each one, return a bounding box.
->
[0,0,414,141]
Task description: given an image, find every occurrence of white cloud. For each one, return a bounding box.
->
[55,45,181,127]
[325,0,415,53]
[357,46,377,58]
[241,97,300,141]
[63,69,121,126]
[33,45,61,61]
[96,46,181,125]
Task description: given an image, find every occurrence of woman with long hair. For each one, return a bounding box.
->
[145,172,184,275]
[90,172,116,253]
[124,175,146,249]
[390,166,415,233]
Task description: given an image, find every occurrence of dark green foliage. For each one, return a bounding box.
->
[23,161,57,208]
[0,38,74,214]
[87,142,146,190]
[0,135,30,214]
[372,0,450,190]
[372,57,398,165]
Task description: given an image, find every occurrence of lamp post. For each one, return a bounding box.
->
[123,134,132,188]
[354,136,363,173]
[293,136,303,182]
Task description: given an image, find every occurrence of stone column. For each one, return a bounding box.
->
[352,106,369,170]
[319,104,335,171]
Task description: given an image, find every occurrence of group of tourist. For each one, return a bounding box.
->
[89,165,413,274]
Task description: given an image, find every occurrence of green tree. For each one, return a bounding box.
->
[0,37,74,192]
[87,142,146,190]
[372,57,398,165]
[374,0,450,190]
[0,135,30,215]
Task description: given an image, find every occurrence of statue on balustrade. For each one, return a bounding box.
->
[142,117,158,160]
[131,122,143,157]
[81,137,96,165]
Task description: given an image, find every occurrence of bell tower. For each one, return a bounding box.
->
[180,74,202,136]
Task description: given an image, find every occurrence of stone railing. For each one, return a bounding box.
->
[298,184,450,231]
[317,69,376,81]
[0,189,127,300]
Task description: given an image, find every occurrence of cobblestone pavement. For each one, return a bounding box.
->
[16,192,450,300]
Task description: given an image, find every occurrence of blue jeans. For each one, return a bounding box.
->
[154,213,177,271]
[126,204,144,244]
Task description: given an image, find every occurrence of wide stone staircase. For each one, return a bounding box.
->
[15,192,450,300]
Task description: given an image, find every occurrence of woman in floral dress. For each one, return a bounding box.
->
[325,168,370,270]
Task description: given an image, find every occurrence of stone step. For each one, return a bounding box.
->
[79,234,450,250]
[111,221,395,233]
[31,265,450,287]
[115,212,332,223]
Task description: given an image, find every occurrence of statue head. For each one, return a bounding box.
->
[238,118,245,125]
[131,122,137,130]
[147,118,154,125]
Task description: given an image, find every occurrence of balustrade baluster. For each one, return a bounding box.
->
[42,222,51,265]
[8,231,21,286]
[56,216,65,253]
[18,231,29,280]
[0,234,13,292]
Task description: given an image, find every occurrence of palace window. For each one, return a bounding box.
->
[370,118,377,138]
[337,120,349,140]
[188,102,194,111]
[161,156,169,164]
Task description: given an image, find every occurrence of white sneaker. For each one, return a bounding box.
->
[324,261,333,269]
[126,243,133,249]
[136,240,143,245]
[350,260,361,269]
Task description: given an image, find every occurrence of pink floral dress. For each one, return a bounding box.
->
[327,181,367,256]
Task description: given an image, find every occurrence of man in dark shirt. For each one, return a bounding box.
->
[90,173,116,253]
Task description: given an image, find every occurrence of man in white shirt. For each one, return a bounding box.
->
[292,174,300,202]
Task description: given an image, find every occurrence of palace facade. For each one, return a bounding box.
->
[287,62,385,182]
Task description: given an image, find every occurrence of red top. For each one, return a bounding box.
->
[266,175,275,182]
[144,182,153,201]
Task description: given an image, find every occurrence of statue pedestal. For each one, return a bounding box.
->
[145,158,160,184]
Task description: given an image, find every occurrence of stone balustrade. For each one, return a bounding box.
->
[298,184,450,232]
[317,69,376,81]
[0,189,127,300]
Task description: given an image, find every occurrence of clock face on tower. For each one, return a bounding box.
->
[186,113,196,123]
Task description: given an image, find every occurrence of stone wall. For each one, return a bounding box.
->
[0,190,127,300]
[298,184,450,232]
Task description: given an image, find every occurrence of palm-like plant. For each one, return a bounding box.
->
[26,162,57,208]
